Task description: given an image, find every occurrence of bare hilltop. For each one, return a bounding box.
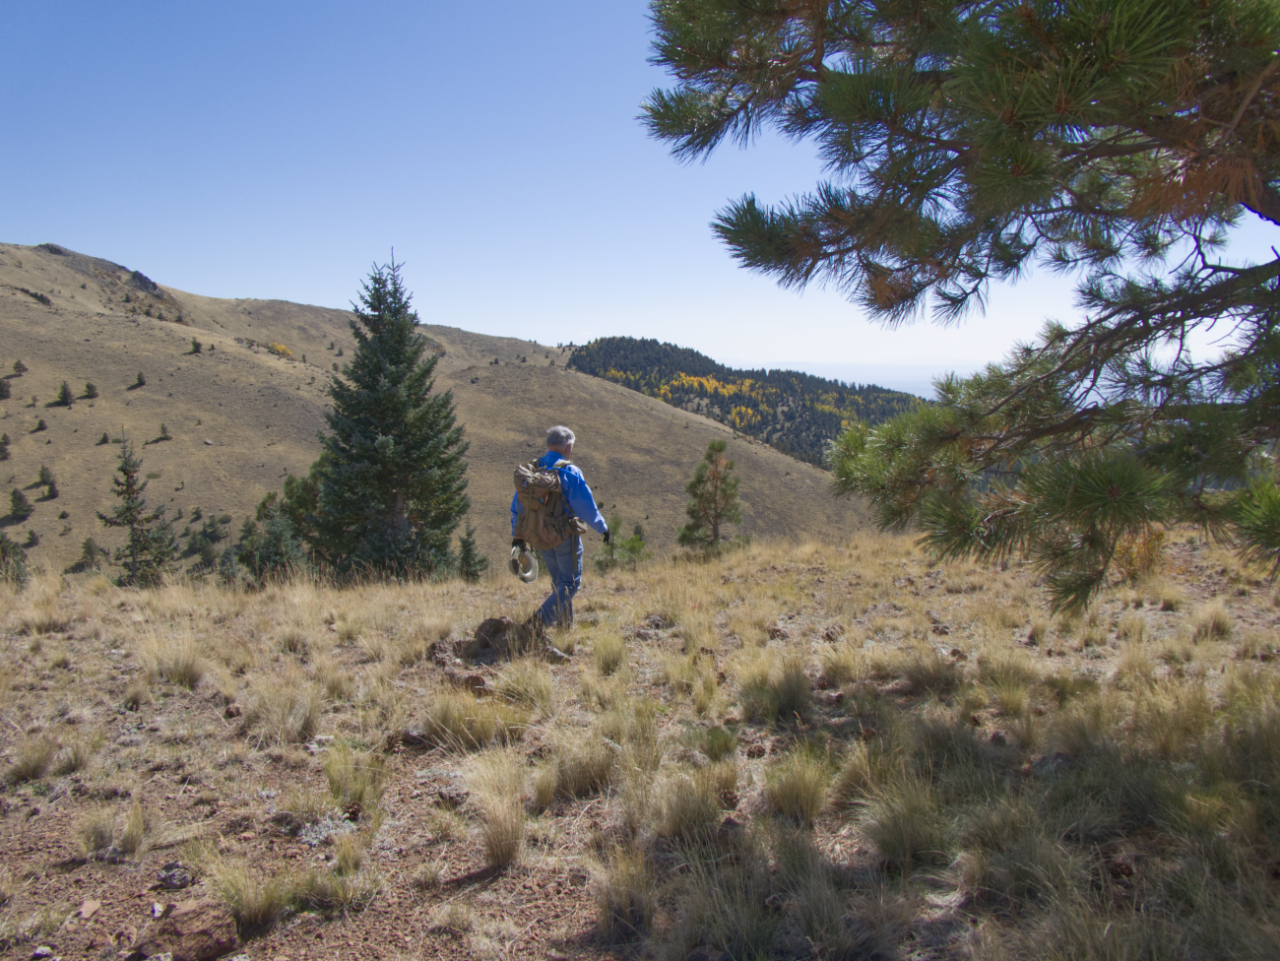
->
[0,242,863,575]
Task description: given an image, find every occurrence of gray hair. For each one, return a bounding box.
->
[546,425,576,449]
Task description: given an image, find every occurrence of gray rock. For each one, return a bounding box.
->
[156,861,194,890]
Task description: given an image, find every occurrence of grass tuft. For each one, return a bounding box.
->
[6,737,57,784]
[323,744,386,815]
[764,749,830,825]
[470,747,525,868]
[593,634,627,676]
[244,672,324,744]
[738,651,810,723]
[417,690,527,750]
[1192,601,1233,642]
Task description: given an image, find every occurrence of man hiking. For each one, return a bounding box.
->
[511,425,609,635]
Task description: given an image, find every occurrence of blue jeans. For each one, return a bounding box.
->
[537,534,582,627]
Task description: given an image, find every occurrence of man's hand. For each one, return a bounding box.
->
[602,530,611,544]
[512,538,526,550]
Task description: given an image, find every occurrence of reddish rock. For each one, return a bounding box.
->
[129,900,238,961]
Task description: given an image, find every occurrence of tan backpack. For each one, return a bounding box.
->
[513,459,587,551]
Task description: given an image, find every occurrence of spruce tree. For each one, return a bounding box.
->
[0,433,9,461]
[457,523,489,583]
[84,383,98,399]
[0,379,10,401]
[9,488,33,521]
[73,537,104,572]
[310,260,470,577]
[677,440,742,551]
[646,0,1280,607]
[96,441,176,587]
[57,381,73,406]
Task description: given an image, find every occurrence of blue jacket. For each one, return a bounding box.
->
[510,450,608,537]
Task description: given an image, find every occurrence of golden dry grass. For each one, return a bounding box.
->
[0,528,1277,960]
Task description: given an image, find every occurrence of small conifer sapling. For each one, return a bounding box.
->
[677,440,742,551]
[57,382,73,406]
[0,379,10,400]
[12,360,27,376]
[84,382,98,399]
[133,372,146,388]
[96,442,177,587]
[457,523,489,583]
[10,488,33,521]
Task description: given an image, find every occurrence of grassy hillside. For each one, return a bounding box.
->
[0,242,863,577]
[566,336,924,465]
[1,532,1277,959]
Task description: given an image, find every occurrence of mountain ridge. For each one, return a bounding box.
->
[0,242,867,577]
[566,336,923,465]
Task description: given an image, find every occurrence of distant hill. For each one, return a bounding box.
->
[566,336,923,466]
[0,243,869,577]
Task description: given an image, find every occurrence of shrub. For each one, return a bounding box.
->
[0,433,9,460]
[0,531,28,585]
[134,372,146,388]
[191,338,202,354]
[12,360,26,376]
[96,431,109,445]
[84,382,98,399]
[33,418,46,432]
[267,342,292,357]
[0,379,9,400]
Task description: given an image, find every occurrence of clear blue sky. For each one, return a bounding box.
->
[6,1,1276,396]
